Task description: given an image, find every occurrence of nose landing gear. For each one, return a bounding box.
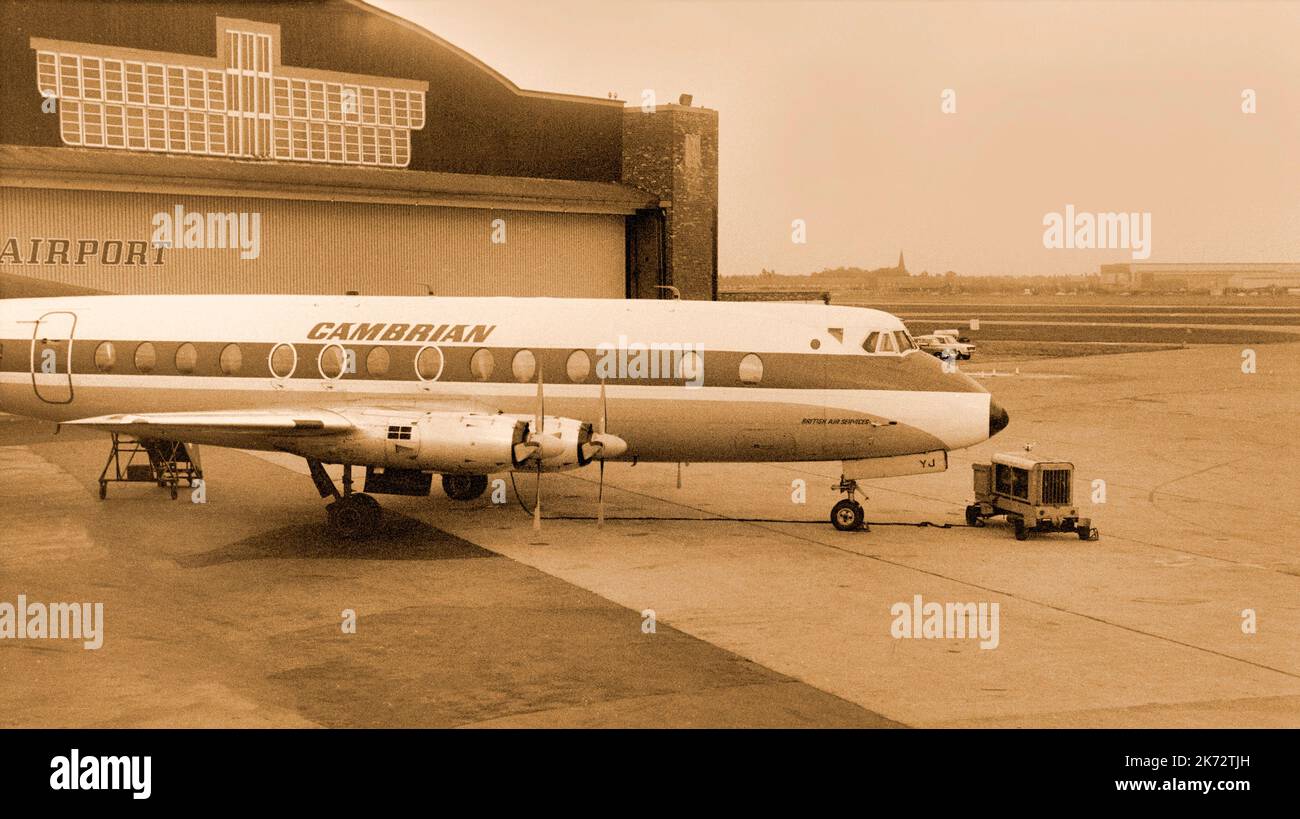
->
[830,478,869,532]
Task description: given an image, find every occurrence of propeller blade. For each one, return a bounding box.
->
[533,460,543,531]
[535,366,544,436]
[598,379,607,435]
[597,459,605,526]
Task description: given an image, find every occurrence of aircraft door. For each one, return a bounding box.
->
[31,311,76,404]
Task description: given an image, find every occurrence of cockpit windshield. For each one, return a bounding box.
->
[862,329,916,355]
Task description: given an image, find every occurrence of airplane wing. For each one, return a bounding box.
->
[61,409,353,438]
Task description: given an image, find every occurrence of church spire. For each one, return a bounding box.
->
[897,250,906,274]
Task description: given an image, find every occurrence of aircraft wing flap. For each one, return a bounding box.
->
[61,409,353,436]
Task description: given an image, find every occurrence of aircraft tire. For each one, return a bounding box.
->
[443,473,489,501]
[831,499,865,531]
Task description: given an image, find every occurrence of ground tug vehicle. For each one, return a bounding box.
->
[965,452,1099,540]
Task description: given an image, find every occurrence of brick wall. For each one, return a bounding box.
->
[621,103,719,300]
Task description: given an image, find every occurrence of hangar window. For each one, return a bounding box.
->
[738,353,764,384]
[93,341,116,373]
[415,346,444,382]
[134,342,156,373]
[366,347,390,378]
[470,349,495,381]
[269,344,296,379]
[319,344,347,380]
[174,343,198,375]
[512,350,537,383]
[219,344,243,376]
[566,350,591,383]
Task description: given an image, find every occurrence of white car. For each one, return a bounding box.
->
[915,332,975,361]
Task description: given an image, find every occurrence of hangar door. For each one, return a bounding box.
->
[0,188,628,298]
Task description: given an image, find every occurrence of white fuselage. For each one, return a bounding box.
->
[0,295,996,466]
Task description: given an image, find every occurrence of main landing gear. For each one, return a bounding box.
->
[442,473,488,501]
[308,459,380,539]
[830,478,869,532]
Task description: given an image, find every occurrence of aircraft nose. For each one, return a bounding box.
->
[989,400,1009,438]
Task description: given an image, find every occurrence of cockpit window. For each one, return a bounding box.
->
[863,331,903,355]
[894,330,916,352]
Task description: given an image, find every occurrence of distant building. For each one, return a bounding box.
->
[1099,262,1300,294]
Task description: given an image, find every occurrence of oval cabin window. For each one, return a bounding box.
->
[415,346,443,381]
[174,343,198,375]
[738,353,763,384]
[134,342,156,373]
[511,349,536,383]
[219,344,243,375]
[319,345,346,379]
[269,344,296,379]
[470,348,495,381]
[93,341,116,373]
[566,350,591,383]
[366,347,390,377]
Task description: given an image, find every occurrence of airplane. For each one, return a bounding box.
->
[0,294,1009,536]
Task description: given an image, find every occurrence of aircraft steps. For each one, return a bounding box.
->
[96,433,203,501]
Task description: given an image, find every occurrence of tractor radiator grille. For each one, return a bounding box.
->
[1041,468,1072,505]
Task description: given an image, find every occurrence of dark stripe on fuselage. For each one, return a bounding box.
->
[0,338,986,393]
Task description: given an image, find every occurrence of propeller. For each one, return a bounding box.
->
[579,379,629,526]
[597,381,608,526]
[533,366,544,531]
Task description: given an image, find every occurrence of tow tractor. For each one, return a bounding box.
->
[965,452,1099,540]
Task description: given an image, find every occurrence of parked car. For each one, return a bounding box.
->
[914,332,975,360]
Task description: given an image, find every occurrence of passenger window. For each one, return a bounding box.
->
[174,342,198,375]
[366,347,390,377]
[470,348,495,381]
[415,346,443,381]
[511,349,536,383]
[566,350,591,383]
[219,343,243,375]
[134,342,156,373]
[269,343,296,379]
[94,341,116,372]
[738,353,763,384]
[319,345,345,379]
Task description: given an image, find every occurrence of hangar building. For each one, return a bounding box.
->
[0,0,719,301]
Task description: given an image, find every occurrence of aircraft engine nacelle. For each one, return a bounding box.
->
[511,416,595,473]
[292,412,528,474]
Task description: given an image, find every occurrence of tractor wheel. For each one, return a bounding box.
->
[965,505,982,527]
[1013,517,1028,540]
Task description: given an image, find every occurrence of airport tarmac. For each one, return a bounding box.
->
[2,342,1298,727]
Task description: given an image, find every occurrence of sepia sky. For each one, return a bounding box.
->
[371,0,1300,277]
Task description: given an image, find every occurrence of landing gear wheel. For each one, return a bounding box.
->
[1013,517,1029,541]
[831,499,866,531]
[442,473,489,501]
[328,493,381,539]
[965,504,982,527]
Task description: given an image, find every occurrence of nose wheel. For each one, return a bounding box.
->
[830,478,869,531]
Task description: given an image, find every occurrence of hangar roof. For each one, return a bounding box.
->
[0,145,658,216]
